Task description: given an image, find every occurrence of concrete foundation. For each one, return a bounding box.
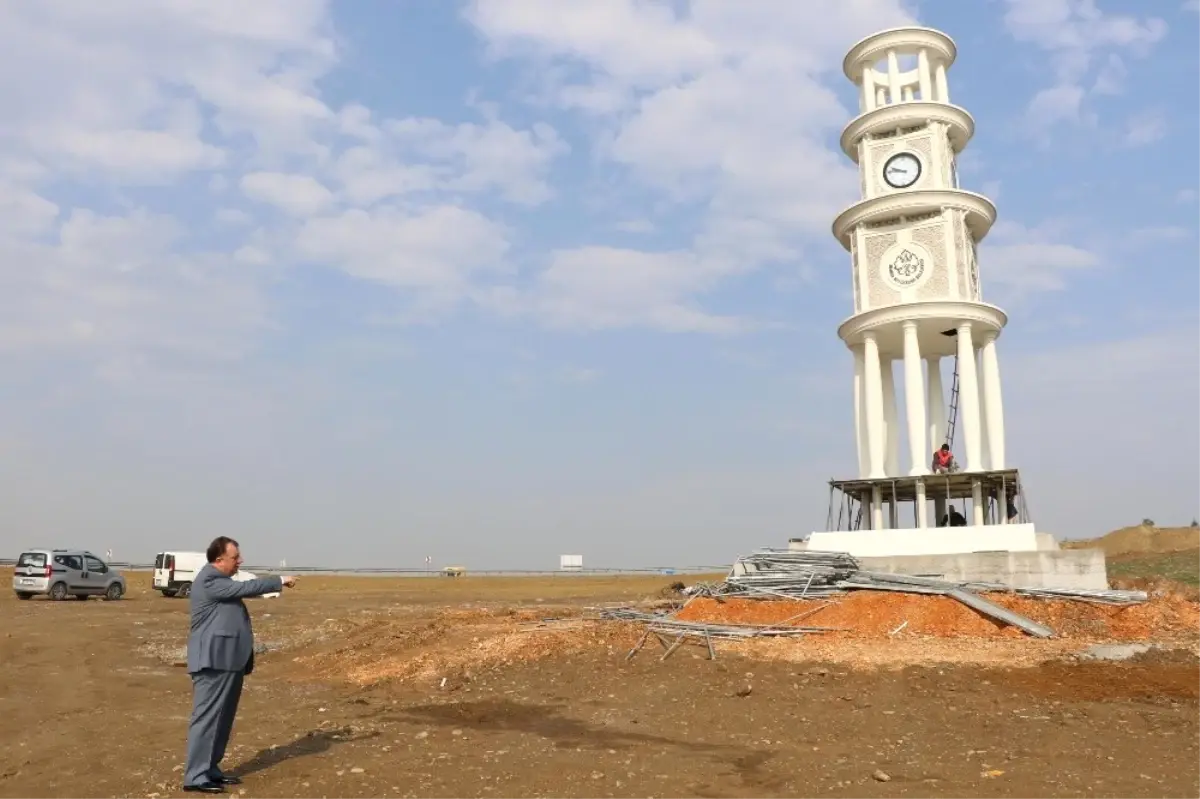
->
[801,522,1049,558]
[782,546,1108,591]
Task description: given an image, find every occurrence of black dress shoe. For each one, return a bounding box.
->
[213,774,242,785]
[183,783,225,794]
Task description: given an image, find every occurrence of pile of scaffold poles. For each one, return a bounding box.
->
[591,548,1149,659]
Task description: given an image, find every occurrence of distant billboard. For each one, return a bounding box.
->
[560,554,583,571]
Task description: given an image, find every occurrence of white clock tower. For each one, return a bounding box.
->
[804,26,1048,558]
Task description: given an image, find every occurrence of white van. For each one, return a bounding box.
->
[153,551,281,600]
[152,551,206,597]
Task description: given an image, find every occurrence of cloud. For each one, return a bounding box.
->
[0,0,573,365]
[484,246,743,333]
[0,1,337,369]
[1123,111,1167,147]
[241,171,335,217]
[980,220,1100,296]
[0,0,337,175]
[294,205,511,314]
[0,204,268,361]
[1003,0,1168,134]
[464,0,915,331]
[1004,324,1199,537]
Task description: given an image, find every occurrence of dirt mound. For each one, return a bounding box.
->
[294,607,641,687]
[675,593,1200,641]
[1068,524,1200,557]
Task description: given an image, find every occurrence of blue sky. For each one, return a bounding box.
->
[0,0,1196,570]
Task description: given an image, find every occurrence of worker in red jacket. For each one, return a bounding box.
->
[931,443,957,474]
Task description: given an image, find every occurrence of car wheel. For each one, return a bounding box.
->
[15,592,33,600]
[48,582,68,601]
[161,589,177,597]
[104,583,124,601]
[176,582,192,599]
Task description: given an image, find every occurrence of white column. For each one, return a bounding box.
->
[971,479,984,526]
[956,323,983,472]
[862,67,877,112]
[981,333,1007,470]
[915,480,929,528]
[902,322,927,476]
[978,348,991,470]
[876,87,887,107]
[917,49,932,100]
[887,51,901,105]
[852,345,868,478]
[935,62,950,103]
[863,333,886,479]
[871,485,885,530]
[926,357,946,456]
[881,359,900,477]
[901,85,914,102]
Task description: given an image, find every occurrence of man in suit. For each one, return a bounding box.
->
[183,536,297,794]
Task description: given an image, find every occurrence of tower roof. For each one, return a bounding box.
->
[842,26,957,83]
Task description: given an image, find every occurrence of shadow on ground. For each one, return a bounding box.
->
[396,698,786,791]
[233,726,381,777]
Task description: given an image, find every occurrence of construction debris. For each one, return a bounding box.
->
[598,548,1151,647]
[707,548,1148,604]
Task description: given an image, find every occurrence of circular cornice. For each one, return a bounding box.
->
[837,301,1008,346]
[831,189,997,251]
[843,26,957,83]
[840,102,975,160]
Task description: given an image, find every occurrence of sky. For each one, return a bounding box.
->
[0,0,1196,571]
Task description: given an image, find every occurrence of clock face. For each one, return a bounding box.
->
[883,152,921,189]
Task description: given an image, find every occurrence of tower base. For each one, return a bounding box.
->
[802,522,1048,558]
[786,539,1108,591]
[801,467,1111,589]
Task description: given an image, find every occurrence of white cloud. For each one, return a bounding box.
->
[980,220,1100,296]
[1003,0,1168,133]
[464,0,916,331]
[294,205,511,314]
[0,0,572,363]
[328,112,568,207]
[485,246,742,333]
[1123,111,1167,147]
[0,1,334,367]
[240,171,335,217]
[0,1,336,177]
[0,203,267,359]
[1127,225,1192,242]
[1176,189,1198,204]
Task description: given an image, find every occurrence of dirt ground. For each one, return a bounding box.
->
[1,569,1198,799]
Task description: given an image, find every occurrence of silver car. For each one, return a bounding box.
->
[12,549,127,601]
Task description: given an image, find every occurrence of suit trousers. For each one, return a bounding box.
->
[184,668,245,786]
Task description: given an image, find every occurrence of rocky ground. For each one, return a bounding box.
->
[0,570,1197,798]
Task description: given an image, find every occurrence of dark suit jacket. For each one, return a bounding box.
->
[186,564,284,675]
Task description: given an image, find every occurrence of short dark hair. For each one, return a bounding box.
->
[206,536,240,563]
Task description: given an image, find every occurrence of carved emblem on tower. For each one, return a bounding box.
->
[889,248,925,286]
[878,241,933,292]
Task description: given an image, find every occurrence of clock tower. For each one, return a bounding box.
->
[805,26,1042,557]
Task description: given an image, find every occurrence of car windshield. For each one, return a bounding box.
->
[17,553,46,568]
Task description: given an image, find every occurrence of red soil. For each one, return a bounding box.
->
[675,592,1200,641]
